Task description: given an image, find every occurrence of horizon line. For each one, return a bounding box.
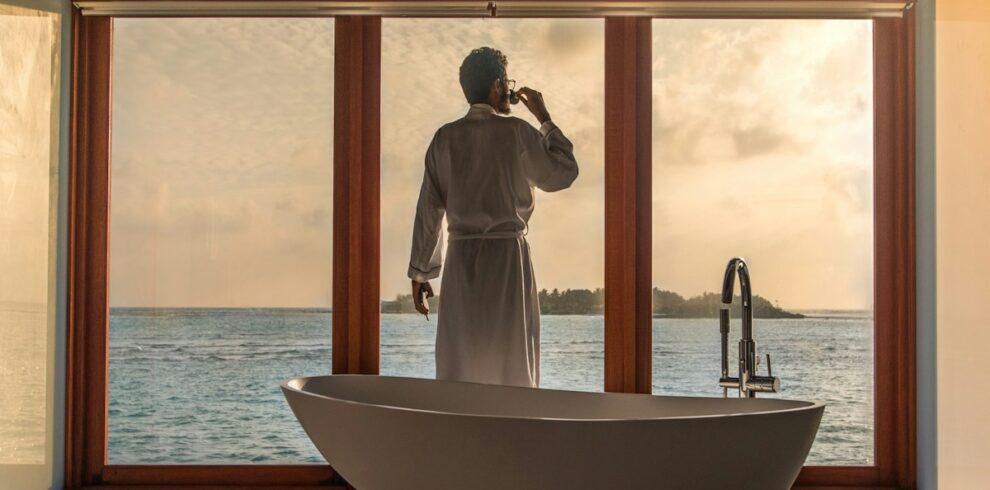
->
[108,306,874,313]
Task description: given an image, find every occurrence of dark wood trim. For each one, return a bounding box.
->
[76,0,915,3]
[873,8,917,488]
[332,16,381,376]
[75,0,915,17]
[793,487,900,490]
[66,9,112,489]
[604,17,652,394]
[64,8,916,490]
[797,466,885,487]
[84,486,343,490]
[793,11,917,490]
[101,465,338,486]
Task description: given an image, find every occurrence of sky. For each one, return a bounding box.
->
[650,19,874,310]
[110,18,335,308]
[108,17,873,310]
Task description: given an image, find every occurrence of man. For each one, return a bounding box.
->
[407,46,578,388]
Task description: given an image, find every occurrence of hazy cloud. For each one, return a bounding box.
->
[108,17,872,310]
[731,125,796,159]
[110,18,334,307]
[651,19,874,309]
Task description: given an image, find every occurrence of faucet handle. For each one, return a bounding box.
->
[746,353,780,393]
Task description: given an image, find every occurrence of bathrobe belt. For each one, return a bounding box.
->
[448,230,526,241]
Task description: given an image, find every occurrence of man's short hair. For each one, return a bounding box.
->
[459,47,508,104]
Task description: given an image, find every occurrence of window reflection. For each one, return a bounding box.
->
[0,5,60,471]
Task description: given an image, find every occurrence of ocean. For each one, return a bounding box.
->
[108,309,873,465]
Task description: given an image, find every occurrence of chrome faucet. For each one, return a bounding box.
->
[718,257,780,398]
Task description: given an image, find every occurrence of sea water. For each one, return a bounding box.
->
[109,310,872,465]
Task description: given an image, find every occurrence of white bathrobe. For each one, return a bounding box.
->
[407,102,579,388]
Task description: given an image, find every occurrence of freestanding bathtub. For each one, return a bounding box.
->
[281,375,823,490]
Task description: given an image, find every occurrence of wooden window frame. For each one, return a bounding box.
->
[66,4,915,489]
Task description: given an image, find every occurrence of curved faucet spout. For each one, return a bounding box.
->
[717,256,779,398]
[721,257,753,342]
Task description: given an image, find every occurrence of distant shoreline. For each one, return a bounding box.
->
[107,306,874,320]
[793,310,874,320]
[109,306,332,314]
[383,287,810,318]
[108,304,873,321]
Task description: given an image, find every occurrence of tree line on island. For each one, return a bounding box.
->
[381,287,803,319]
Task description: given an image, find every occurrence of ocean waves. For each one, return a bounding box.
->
[108,310,873,466]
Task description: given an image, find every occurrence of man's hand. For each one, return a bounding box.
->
[411,280,434,319]
[516,87,551,125]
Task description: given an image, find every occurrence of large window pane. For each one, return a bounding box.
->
[651,19,874,465]
[0,7,61,485]
[380,19,605,391]
[109,18,333,464]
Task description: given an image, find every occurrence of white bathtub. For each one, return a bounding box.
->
[281,375,823,490]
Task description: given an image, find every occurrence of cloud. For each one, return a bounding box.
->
[110,18,334,307]
[651,19,874,310]
[822,162,872,215]
[542,21,601,66]
[651,20,871,169]
[731,125,797,159]
[108,17,873,310]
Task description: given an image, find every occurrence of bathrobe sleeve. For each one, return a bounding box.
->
[407,132,446,283]
[519,119,579,192]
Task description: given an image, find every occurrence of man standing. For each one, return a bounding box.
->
[407,46,578,388]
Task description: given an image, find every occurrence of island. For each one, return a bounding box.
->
[381,287,803,319]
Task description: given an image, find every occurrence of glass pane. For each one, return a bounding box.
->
[651,19,874,465]
[380,19,605,391]
[109,18,334,464]
[0,5,60,481]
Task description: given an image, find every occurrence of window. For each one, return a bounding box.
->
[108,18,334,464]
[651,19,875,465]
[0,3,62,487]
[69,6,915,488]
[379,18,605,391]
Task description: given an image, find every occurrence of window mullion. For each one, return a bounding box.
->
[603,17,652,394]
[332,15,382,376]
[66,11,113,488]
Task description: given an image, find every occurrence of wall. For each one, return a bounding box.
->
[936,0,990,488]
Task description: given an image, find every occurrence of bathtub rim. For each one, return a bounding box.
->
[281,374,826,423]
